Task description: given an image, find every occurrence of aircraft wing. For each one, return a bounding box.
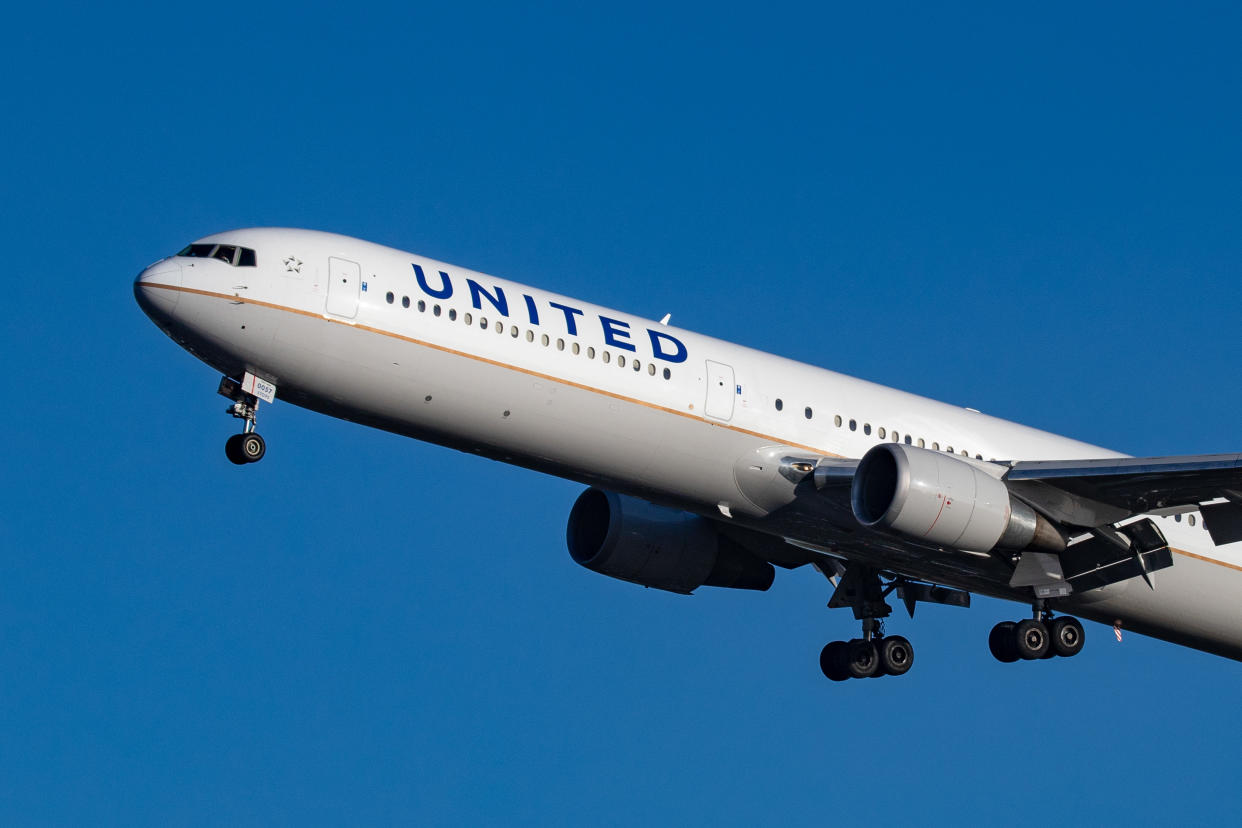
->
[1004,453,1242,543]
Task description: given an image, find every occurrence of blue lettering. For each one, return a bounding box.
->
[549,302,583,335]
[522,294,540,326]
[649,329,688,363]
[600,316,637,352]
[412,263,453,299]
[467,280,509,316]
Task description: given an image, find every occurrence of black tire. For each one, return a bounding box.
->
[989,622,1019,663]
[1014,619,1049,660]
[820,641,849,682]
[1050,616,1086,658]
[878,635,914,677]
[844,639,880,679]
[239,432,266,463]
[225,434,247,465]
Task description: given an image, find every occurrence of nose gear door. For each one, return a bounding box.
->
[326,256,361,318]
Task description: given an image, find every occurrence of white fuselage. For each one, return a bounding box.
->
[134,228,1242,660]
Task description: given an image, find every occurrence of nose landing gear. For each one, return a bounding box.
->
[218,375,268,465]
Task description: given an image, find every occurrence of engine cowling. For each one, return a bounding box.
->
[566,488,775,593]
[851,444,1064,554]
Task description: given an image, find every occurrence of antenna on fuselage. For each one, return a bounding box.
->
[659,313,671,325]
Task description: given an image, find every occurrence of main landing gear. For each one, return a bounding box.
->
[988,604,1085,663]
[813,561,972,682]
[219,376,267,465]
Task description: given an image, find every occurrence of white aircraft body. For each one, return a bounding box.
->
[135,228,1242,680]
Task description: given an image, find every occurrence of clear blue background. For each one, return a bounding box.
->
[2,2,1240,824]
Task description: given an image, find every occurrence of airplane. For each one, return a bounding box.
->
[134,228,1242,680]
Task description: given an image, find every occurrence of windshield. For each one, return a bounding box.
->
[176,243,257,267]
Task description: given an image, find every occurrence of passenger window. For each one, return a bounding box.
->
[775,399,783,411]
[1189,514,1197,527]
[587,347,596,359]
[805,407,813,419]
[618,355,626,367]
[572,342,580,355]
[449,309,458,321]
[932,442,939,451]
[878,427,886,439]
[402,296,410,308]
[386,292,394,304]
[526,330,534,342]
[541,334,550,346]
[946,446,954,453]
[916,438,923,447]
[510,325,518,337]
[480,317,488,328]
[849,419,857,431]
[863,423,871,435]
[557,338,565,351]
[495,321,503,333]
[663,368,671,380]
[633,360,641,372]
[418,300,426,312]
[434,305,442,317]
[905,436,913,445]
[834,415,842,427]
[648,364,656,375]
[602,351,610,363]
[464,312,473,325]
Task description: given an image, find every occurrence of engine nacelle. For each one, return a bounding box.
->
[851,444,1064,554]
[566,488,775,594]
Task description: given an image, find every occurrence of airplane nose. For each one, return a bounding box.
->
[134,259,182,323]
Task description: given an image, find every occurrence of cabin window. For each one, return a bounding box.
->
[386,292,394,304]
[495,321,503,334]
[905,435,913,445]
[464,312,472,325]
[237,248,256,267]
[572,342,580,355]
[663,368,671,380]
[916,438,923,447]
[525,330,534,342]
[434,305,442,317]
[587,346,596,359]
[648,364,656,375]
[805,407,813,419]
[557,338,565,351]
[449,308,458,321]
[834,415,842,427]
[878,427,886,439]
[1189,514,1197,527]
[618,355,626,368]
[775,399,783,411]
[863,423,871,435]
[418,300,426,312]
[479,317,488,328]
[541,333,550,346]
[932,442,939,450]
[510,325,519,337]
[602,351,611,363]
[849,419,857,431]
[633,359,641,372]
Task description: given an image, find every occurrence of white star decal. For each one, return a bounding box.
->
[283,256,302,273]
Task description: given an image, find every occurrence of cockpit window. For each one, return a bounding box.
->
[176,243,257,267]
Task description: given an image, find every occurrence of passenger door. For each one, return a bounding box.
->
[326,256,361,318]
[703,360,735,421]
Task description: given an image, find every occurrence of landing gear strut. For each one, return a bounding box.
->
[988,602,1085,663]
[219,376,266,465]
[817,564,916,682]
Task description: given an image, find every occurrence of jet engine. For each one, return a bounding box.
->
[851,444,1064,554]
[566,488,775,593]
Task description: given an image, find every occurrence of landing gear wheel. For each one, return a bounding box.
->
[989,621,1019,663]
[844,639,880,679]
[878,635,914,676]
[1014,618,1049,660]
[820,641,848,682]
[239,432,266,463]
[1050,616,1085,658]
[225,434,247,465]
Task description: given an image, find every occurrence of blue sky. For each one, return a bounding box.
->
[3,1,1242,824]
